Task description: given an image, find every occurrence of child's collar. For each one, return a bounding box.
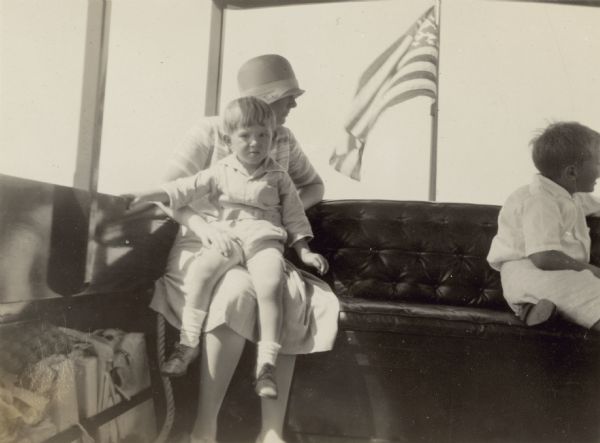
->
[222,154,284,176]
[533,174,574,199]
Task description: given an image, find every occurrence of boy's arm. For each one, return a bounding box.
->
[529,250,600,278]
[124,171,213,212]
[523,195,600,277]
[575,193,600,216]
[160,169,238,256]
[125,189,237,257]
[277,172,328,274]
[161,171,216,210]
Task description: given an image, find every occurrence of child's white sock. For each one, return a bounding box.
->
[180,307,207,348]
[256,340,281,371]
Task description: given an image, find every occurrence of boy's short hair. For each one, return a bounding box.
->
[531,121,600,178]
[222,96,276,134]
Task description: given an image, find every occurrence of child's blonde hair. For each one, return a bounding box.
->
[531,122,600,178]
[222,97,276,135]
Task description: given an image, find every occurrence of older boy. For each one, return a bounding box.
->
[487,121,600,329]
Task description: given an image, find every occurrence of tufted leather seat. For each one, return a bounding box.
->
[287,200,600,443]
[305,200,600,342]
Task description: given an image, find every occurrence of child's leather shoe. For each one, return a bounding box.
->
[519,299,557,326]
[160,343,199,377]
[255,363,278,398]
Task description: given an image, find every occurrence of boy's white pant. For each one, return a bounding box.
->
[501,258,600,328]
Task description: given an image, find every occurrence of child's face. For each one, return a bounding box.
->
[575,146,600,193]
[227,124,273,168]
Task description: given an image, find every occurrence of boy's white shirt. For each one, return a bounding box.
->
[487,174,600,271]
[160,153,313,246]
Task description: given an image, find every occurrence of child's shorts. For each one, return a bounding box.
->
[219,219,286,261]
[500,258,600,328]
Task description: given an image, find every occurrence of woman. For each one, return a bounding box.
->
[149,54,339,443]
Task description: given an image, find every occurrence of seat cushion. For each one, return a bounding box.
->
[339,297,599,342]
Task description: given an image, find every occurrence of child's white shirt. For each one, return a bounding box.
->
[161,153,312,246]
[487,174,600,270]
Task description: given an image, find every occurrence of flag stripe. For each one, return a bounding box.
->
[369,57,437,108]
[350,78,437,139]
[379,79,437,111]
[389,61,437,86]
[398,46,439,69]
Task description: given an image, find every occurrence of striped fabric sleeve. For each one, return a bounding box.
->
[161,167,217,210]
[278,171,313,245]
[163,117,219,181]
[285,129,322,189]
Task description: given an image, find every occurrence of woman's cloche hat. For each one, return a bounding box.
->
[237,54,305,104]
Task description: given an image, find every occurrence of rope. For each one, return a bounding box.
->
[154,314,175,443]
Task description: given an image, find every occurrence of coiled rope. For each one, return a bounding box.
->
[154,313,175,443]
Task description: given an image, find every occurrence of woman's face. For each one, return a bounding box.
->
[269,95,297,126]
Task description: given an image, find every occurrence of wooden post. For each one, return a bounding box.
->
[205,0,225,116]
[73,0,111,192]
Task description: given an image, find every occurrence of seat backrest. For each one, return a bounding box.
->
[307,200,507,310]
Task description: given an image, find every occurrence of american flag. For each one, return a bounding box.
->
[330,6,439,180]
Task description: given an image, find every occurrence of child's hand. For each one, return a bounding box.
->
[191,223,239,258]
[300,251,329,275]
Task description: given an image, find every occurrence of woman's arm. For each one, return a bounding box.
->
[529,250,600,278]
[285,129,325,210]
[297,181,324,210]
[162,119,217,182]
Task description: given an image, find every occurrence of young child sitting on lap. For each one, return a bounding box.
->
[487,121,600,329]
[127,97,328,398]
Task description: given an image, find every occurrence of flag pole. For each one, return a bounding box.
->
[428,0,442,201]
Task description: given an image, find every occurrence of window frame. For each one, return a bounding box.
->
[76,0,600,196]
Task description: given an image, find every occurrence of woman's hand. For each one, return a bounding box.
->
[299,250,329,275]
[120,188,169,211]
[120,193,137,209]
[120,193,155,212]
